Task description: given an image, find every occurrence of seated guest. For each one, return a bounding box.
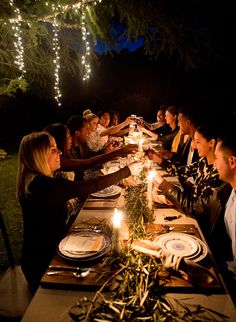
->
[66,115,138,181]
[17,131,143,294]
[108,109,120,127]
[150,121,224,236]
[44,123,83,224]
[97,111,132,147]
[144,104,169,134]
[209,118,236,304]
[141,105,179,151]
[84,112,104,152]
[151,105,200,167]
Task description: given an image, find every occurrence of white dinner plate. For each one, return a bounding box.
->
[58,231,106,259]
[154,232,208,262]
[91,185,121,198]
[187,237,208,262]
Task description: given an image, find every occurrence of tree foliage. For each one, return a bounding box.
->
[0,0,235,99]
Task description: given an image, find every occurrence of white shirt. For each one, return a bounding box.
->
[224,188,236,276]
[187,148,194,165]
[97,124,108,147]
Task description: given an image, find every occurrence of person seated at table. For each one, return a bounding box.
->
[84,112,108,152]
[108,109,120,127]
[208,117,236,304]
[144,104,169,134]
[17,131,143,294]
[150,105,200,168]
[66,115,137,181]
[97,110,132,147]
[44,123,84,224]
[141,105,179,151]
[150,121,224,236]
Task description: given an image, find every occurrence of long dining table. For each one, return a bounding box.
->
[21,172,236,322]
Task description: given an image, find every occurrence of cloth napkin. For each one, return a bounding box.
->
[62,235,104,252]
[131,239,182,271]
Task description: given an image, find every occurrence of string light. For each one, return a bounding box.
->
[81,0,91,81]
[8,0,103,103]
[51,3,62,107]
[9,0,26,79]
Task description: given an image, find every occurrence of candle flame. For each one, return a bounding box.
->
[147,170,156,181]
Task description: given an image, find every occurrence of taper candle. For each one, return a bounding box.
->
[112,208,122,252]
[147,170,156,210]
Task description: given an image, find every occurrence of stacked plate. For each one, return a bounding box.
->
[154,232,208,262]
[91,185,121,198]
[58,231,111,263]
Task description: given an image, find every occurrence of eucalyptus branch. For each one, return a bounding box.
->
[85,265,126,320]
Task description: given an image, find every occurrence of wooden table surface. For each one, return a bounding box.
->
[22,188,236,321]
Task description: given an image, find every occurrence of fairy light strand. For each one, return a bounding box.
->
[9,0,26,79]
[51,3,62,107]
[81,0,91,81]
[8,0,103,103]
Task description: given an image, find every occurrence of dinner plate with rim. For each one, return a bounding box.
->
[186,237,208,262]
[91,185,121,198]
[57,231,110,261]
[154,232,208,262]
[155,233,199,257]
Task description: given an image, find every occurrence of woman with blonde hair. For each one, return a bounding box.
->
[84,112,104,152]
[17,131,142,293]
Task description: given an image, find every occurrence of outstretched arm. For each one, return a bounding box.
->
[100,117,133,137]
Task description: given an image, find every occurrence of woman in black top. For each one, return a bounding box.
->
[16,131,142,293]
[140,105,179,150]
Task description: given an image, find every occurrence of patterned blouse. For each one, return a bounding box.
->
[164,157,222,201]
[86,131,104,152]
[159,157,224,236]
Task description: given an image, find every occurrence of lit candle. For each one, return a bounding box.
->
[147,170,156,210]
[112,208,122,252]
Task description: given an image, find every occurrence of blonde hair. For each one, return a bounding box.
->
[84,112,98,122]
[83,109,92,116]
[16,131,53,199]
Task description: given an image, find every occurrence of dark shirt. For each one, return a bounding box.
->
[158,126,180,150]
[170,137,199,166]
[20,167,131,293]
[67,143,101,181]
[153,123,171,137]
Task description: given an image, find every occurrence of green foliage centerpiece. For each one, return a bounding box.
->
[68,172,228,322]
[69,248,227,321]
[124,180,154,239]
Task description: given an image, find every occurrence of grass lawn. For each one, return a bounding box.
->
[0,153,23,271]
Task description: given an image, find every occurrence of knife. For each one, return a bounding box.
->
[48,265,97,272]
